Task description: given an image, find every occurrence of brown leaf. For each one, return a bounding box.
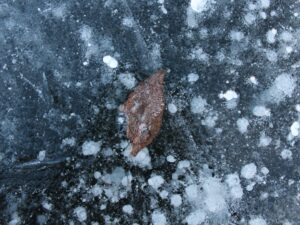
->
[120,69,166,156]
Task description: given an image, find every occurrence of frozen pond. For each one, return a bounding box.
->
[0,0,300,224]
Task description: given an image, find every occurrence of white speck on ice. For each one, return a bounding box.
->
[246,182,256,191]
[94,171,101,179]
[190,48,209,62]
[152,210,167,225]
[203,177,227,213]
[160,190,169,199]
[37,150,46,161]
[121,174,133,187]
[296,104,300,112]
[170,194,182,207]
[74,206,87,222]
[91,184,102,197]
[237,118,249,134]
[280,31,293,42]
[261,167,269,175]
[285,46,293,54]
[103,55,118,69]
[225,173,243,199]
[166,155,176,163]
[122,17,134,27]
[123,144,152,168]
[280,149,292,160]
[185,184,198,201]
[82,140,101,156]
[177,160,191,169]
[201,113,218,128]
[52,4,67,19]
[122,204,134,215]
[158,0,168,14]
[290,121,300,136]
[260,11,267,19]
[265,49,277,62]
[42,201,53,211]
[191,96,207,114]
[244,13,256,25]
[258,132,272,147]
[79,25,99,60]
[190,0,213,13]
[266,28,277,43]
[219,90,238,101]
[61,137,76,147]
[187,73,199,84]
[241,163,257,179]
[185,209,206,225]
[118,73,136,89]
[230,30,244,41]
[259,0,270,8]
[249,217,267,225]
[168,103,178,114]
[252,106,271,117]
[148,175,164,190]
[262,73,296,104]
[249,76,258,85]
[8,213,20,225]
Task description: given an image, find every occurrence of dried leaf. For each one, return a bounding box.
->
[121,69,166,156]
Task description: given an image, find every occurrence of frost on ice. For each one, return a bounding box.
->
[191,96,207,114]
[103,55,118,69]
[260,74,296,104]
[258,132,272,147]
[249,216,267,225]
[280,149,293,160]
[148,175,164,190]
[170,194,182,207]
[290,121,300,137]
[152,210,167,225]
[82,140,101,156]
[167,103,178,114]
[219,90,238,101]
[74,206,87,222]
[187,73,199,84]
[241,163,257,180]
[252,106,271,117]
[185,209,206,225]
[122,204,134,215]
[237,118,249,134]
[190,0,214,13]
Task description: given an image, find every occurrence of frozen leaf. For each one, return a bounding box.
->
[120,69,166,156]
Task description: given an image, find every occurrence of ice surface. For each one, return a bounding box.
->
[1,0,300,224]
